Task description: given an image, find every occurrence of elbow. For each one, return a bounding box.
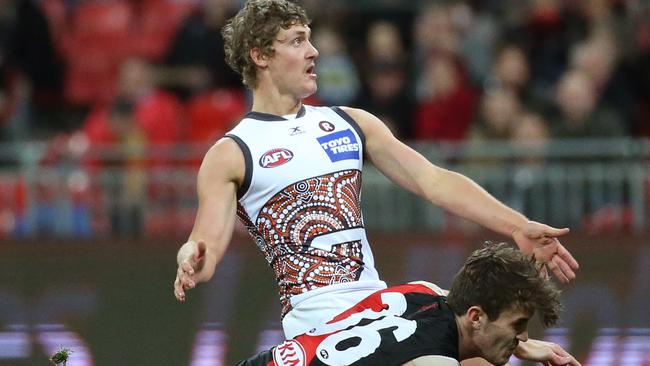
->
[421,167,453,205]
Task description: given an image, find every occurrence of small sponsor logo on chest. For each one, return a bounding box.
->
[319,121,335,132]
[317,129,360,162]
[259,148,294,168]
[289,126,305,136]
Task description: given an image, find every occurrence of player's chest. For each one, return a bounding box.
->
[250,119,363,173]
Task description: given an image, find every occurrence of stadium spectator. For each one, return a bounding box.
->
[414,54,478,141]
[0,0,20,143]
[354,21,412,138]
[83,57,184,146]
[469,87,522,141]
[413,3,461,103]
[550,68,626,139]
[311,25,360,106]
[570,35,635,133]
[632,22,650,136]
[104,98,146,237]
[455,2,499,86]
[158,0,241,100]
[0,0,64,141]
[510,112,550,167]
[485,43,550,114]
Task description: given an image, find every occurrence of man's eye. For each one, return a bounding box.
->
[293,38,302,46]
[514,321,527,333]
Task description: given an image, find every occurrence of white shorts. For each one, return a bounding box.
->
[281,280,387,339]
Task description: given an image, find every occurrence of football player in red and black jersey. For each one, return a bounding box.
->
[237,243,580,366]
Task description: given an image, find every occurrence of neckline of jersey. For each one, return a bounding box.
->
[244,105,306,121]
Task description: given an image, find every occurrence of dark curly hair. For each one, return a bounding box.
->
[222,0,310,88]
[447,242,562,327]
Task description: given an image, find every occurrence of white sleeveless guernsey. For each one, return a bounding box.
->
[225,105,384,322]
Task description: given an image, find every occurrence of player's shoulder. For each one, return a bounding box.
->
[338,106,376,121]
[198,137,246,181]
[205,137,242,160]
[407,281,449,296]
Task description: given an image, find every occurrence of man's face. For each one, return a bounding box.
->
[474,305,532,366]
[267,23,319,99]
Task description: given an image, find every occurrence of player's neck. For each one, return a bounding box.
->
[251,85,303,117]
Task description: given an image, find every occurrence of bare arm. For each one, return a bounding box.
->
[402,339,580,366]
[514,339,581,365]
[342,107,578,282]
[402,356,460,366]
[173,137,244,301]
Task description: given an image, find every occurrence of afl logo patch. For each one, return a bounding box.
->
[273,340,306,366]
[319,121,335,132]
[259,148,294,168]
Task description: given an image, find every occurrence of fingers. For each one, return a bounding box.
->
[543,226,570,237]
[547,258,570,284]
[178,263,196,289]
[557,245,580,269]
[549,342,581,366]
[548,353,580,366]
[174,262,196,302]
[174,277,185,302]
[555,255,576,281]
[548,244,579,283]
[533,239,578,283]
[533,341,580,366]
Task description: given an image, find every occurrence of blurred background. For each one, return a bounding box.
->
[0,0,648,365]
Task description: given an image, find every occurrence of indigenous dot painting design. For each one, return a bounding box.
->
[236,170,365,317]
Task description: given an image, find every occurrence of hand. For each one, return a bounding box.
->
[174,240,207,302]
[511,221,579,283]
[514,339,581,366]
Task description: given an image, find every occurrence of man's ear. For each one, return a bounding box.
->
[250,48,269,68]
[467,305,485,330]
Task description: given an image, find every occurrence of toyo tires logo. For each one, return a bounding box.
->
[259,148,294,168]
[273,340,306,366]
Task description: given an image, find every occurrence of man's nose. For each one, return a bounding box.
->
[307,41,319,59]
[516,330,529,342]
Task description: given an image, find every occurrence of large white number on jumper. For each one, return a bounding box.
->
[312,292,417,365]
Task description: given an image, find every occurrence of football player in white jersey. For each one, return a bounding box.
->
[173,0,579,363]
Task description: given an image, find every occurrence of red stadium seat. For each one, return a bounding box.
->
[134,0,197,59]
[187,88,247,144]
[64,45,122,104]
[72,1,132,38]
[60,1,134,104]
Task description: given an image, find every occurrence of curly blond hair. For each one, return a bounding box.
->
[222,0,310,88]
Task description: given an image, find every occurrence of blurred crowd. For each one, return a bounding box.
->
[0,0,647,149]
[0,0,648,237]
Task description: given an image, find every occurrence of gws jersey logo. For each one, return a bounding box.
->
[260,148,294,168]
[273,340,306,366]
[317,129,360,162]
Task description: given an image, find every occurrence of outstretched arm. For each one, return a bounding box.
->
[514,339,581,366]
[174,138,244,301]
[342,107,578,282]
